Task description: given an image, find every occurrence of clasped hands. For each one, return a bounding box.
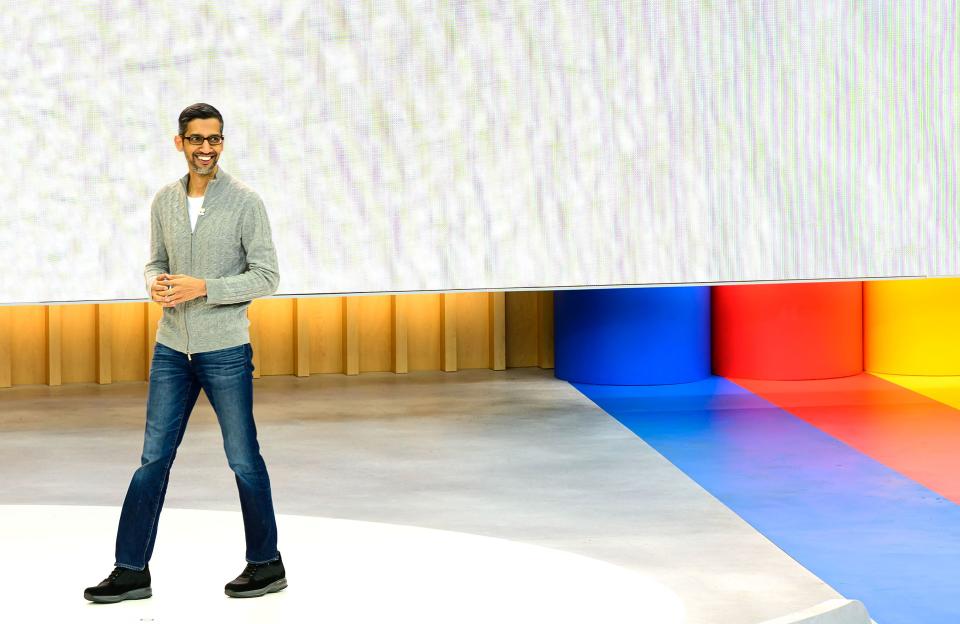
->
[151,273,207,308]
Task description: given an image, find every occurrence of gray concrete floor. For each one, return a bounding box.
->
[0,368,839,623]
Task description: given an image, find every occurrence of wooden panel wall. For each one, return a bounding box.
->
[0,292,554,388]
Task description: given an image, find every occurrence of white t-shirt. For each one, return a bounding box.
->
[187,195,204,232]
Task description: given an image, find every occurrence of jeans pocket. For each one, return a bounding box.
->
[207,344,247,356]
[200,344,248,373]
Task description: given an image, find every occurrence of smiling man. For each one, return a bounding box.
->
[84,103,286,603]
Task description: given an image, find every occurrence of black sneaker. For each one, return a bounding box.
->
[224,552,287,598]
[84,565,152,603]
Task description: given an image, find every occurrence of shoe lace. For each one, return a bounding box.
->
[238,563,260,579]
[106,567,125,582]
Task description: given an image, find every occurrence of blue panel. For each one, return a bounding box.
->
[554,287,710,385]
[575,377,960,623]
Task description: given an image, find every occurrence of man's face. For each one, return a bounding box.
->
[174,118,223,175]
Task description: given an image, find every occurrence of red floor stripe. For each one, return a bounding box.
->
[729,373,960,505]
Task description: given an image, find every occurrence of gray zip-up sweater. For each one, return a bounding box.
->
[144,168,280,356]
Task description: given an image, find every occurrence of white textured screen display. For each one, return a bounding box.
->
[0,2,956,304]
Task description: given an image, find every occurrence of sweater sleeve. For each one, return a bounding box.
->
[204,196,280,305]
[143,196,169,297]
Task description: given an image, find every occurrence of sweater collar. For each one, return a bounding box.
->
[179,167,230,198]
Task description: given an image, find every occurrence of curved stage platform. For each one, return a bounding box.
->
[2,505,684,623]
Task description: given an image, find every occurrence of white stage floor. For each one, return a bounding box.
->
[1,505,685,623]
[0,369,843,622]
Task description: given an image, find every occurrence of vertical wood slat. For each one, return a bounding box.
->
[406,294,441,372]
[95,304,112,384]
[60,305,96,385]
[308,297,343,374]
[46,306,62,386]
[144,304,152,376]
[441,293,457,372]
[0,307,11,388]
[342,297,359,375]
[144,303,162,375]
[249,304,262,379]
[294,298,310,377]
[392,295,408,374]
[110,303,147,382]
[8,307,45,385]
[357,296,392,372]
[455,293,489,369]
[505,292,539,367]
[537,291,555,369]
[255,299,295,376]
[488,292,506,370]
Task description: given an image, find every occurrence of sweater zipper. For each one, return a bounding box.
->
[184,195,193,360]
[183,181,211,361]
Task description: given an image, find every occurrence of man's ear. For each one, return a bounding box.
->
[174,134,184,152]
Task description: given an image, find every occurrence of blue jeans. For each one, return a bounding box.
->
[115,342,279,570]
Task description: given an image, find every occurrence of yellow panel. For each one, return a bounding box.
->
[441,294,457,371]
[305,297,343,374]
[0,307,11,388]
[61,304,97,384]
[248,301,262,378]
[506,292,539,367]
[407,294,441,371]
[256,298,294,376]
[343,297,360,375]
[111,302,147,382]
[359,295,392,372]
[294,299,310,377]
[11,306,46,386]
[488,293,505,370]
[864,278,960,374]
[392,296,408,374]
[537,292,555,369]
[145,303,162,374]
[456,292,489,369]
[46,306,62,386]
[96,305,112,384]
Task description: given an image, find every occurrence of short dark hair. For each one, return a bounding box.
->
[178,103,223,136]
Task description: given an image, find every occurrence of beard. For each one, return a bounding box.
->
[191,154,217,175]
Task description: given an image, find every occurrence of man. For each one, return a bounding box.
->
[84,103,286,603]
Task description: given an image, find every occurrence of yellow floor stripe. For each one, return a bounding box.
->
[872,372,960,410]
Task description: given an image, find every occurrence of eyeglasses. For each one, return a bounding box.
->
[182,134,224,146]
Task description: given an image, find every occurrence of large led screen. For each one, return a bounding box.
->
[0,2,956,304]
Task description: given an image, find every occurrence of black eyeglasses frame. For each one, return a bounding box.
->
[181,134,224,146]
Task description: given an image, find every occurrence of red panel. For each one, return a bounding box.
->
[713,282,863,380]
[732,374,960,505]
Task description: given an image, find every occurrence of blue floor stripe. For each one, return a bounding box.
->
[574,376,960,624]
